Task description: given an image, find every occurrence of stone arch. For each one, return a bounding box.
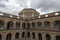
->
[7,21,14,29]
[0,20,4,29]
[44,21,50,28]
[54,20,60,30]
[22,32,25,38]
[27,32,30,38]
[27,22,30,29]
[37,22,42,28]
[46,34,51,40]
[56,35,60,40]
[32,32,35,39]
[16,22,20,29]
[32,22,35,28]
[15,32,19,40]
[0,34,2,40]
[22,22,26,29]
[38,33,42,40]
[6,33,12,40]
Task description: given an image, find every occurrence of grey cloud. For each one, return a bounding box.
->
[0,2,7,8]
[30,0,42,8]
[0,0,60,15]
[0,0,24,15]
[31,0,60,13]
[0,0,9,2]
[16,0,27,7]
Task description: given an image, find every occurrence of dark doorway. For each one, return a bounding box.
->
[46,34,51,40]
[6,33,12,40]
[22,32,25,38]
[38,33,42,40]
[0,35,2,40]
[7,21,13,29]
[56,36,60,40]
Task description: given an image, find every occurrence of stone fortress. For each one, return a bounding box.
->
[0,8,60,40]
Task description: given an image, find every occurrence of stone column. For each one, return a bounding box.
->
[35,22,37,29]
[4,21,8,29]
[30,32,32,40]
[35,32,38,40]
[2,32,6,40]
[50,21,54,29]
[29,22,31,29]
[25,22,27,29]
[42,32,46,40]
[19,32,21,40]
[13,22,16,29]
[12,33,15,40]
[42,21,44,28]
[20,22,22,29]
[24,30,27,40]
[30,22,32,29]
[20,32,22,40]
[51,33,56,40]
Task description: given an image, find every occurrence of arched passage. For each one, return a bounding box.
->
[46,34,51,40]
[32,32,35,39]
[44,21,50,28]
[6,33,12,40]
[22,22,26,29]
[56,35,60,40]
[0,20,4,29]
[38,33,42,40]
[27,32,30,38]
[22,32,25,38]
[37,22,42,28]
[54,20,60,30]
[27,22,30,29]
[7,21,14,29]
[0,35,2,40]
[16,22,20,29]
[15,32,19,40]
[32,22,35,29]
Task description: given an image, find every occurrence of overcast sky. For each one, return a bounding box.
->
[0,0,60,15]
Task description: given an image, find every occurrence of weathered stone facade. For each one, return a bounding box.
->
[0,8,60,40]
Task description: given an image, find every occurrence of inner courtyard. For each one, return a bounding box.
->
[0,8,60,40]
